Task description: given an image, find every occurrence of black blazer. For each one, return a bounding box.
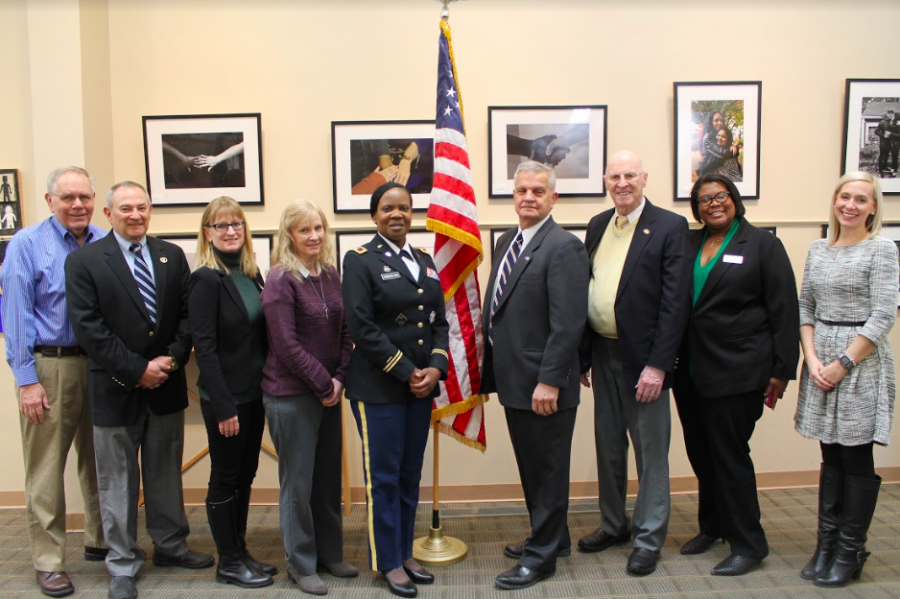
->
[673,220,800,397]
[581,199,691,389]
[342,235,450,404]
[65,233,192,427]
[188,266,266,422]
[481,217,589,411]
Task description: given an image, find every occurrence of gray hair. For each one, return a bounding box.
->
[47,166,95,195]
[513,160,557,192]
[106,180,149,207]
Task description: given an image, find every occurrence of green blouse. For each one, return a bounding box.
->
[692,218,740,307]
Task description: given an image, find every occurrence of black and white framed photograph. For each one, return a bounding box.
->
[331,121,435,214]
[489,225,586,261]
[334,228,435,273]
[841,79,900,195]
[488,106,607,198]
[0,168,23,235]
[673,82,762,200]
[143,113,264,207]
[157,233,272,277]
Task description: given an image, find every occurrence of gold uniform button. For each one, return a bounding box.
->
[417,288,424,294]
[418,340,424,346]
[418,322,424,328]
[418,305,424,311]
[149,331,154,337]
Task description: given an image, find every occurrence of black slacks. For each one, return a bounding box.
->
[504,405,577,573]
[673,377,768,559]
[200,398,266,503]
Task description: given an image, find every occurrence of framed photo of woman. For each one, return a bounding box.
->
[673,82,762,200]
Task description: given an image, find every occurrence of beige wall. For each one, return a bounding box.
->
[2,0,899,512]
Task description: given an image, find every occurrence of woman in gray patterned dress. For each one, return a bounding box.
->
[795,171,898,588]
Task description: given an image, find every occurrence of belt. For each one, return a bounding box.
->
[817,319,865,327]
[34,345,87,357]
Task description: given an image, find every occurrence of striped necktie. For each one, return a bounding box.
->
[129,243,157,325]
[491,232,524,317]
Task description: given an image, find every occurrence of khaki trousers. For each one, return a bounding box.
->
[19,353,104,571]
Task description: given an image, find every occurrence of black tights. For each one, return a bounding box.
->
[820,442,876,479]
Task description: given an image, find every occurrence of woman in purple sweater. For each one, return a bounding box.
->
[261,199,357,595]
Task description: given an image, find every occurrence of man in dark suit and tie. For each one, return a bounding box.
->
[65,181,212,599]
[481,161,589,590]
[578,150,691,576]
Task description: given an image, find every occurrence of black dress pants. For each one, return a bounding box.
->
[200,398,266,503]
[673,378,768,559]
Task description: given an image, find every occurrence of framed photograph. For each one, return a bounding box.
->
[489,225,586,261]
[760,226,777,236]
[673,82,762,200]
[488,106,607,198]
[841,79,900,195]
[0,168,24,235]
[334,229,435,273]
[331,121,435,214]
[143,113,264,207]
[157,233,272,278]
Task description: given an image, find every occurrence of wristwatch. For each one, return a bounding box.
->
[838,352,856,370]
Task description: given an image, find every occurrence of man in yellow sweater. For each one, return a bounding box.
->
[578,150,691,576]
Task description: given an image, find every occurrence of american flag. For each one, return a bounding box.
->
[426,19,487,452]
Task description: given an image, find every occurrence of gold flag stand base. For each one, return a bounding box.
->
[412,526,468,566]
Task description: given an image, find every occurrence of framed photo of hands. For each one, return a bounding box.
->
[488,105,607,198]
[142,113,264,207]
[331,120,436,213]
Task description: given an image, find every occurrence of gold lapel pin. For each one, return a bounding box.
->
[643,229,650,235]
[160,257,168,263]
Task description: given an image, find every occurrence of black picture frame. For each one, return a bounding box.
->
[0,168,24,236]
[142,113,264,207]
[673,81,762,201]
[489,225,587,262]
[331,120,436,214]
[841,79,900,195]
[156,232,273,277]
[488,105,607,198]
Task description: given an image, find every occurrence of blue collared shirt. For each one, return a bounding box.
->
[111,230,156,288]
[1,216,108,386]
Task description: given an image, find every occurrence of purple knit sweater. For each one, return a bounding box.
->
[261,265,352,398]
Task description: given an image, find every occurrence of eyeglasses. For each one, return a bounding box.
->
[697,191,731,205]
[51,193,94,204]
[205,220,245,233]
[605,171,643,183]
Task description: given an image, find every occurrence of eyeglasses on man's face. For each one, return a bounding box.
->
[205,220,245,233]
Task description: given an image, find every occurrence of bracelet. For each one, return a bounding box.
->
[168,354,179,372]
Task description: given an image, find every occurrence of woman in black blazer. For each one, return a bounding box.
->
[189,197,273,588]
[673,174,800,576]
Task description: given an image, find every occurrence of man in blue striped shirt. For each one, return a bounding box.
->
[1,166,108,597]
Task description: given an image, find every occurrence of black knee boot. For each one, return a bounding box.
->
[207,497,273,588]
[800,465,843,579]
[234,489,278,576]
[814,474,881,587]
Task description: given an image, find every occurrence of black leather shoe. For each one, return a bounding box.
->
[495,565,554,590]
[577,529,631,553]
[403,565,434,584]
[152,549,215,569]
[503,541,572,559]
[382,571,417,598]
[711,554,762,576]
[85,546,109,562]
[626,548,660,576]
[680,533,720,555]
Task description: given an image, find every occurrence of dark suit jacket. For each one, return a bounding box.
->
[65,233,192,427]
[342,235,449,404]
[481,217,589,411]
[188,266,265,422]
[673,220,800,397]
[581,199,691,389]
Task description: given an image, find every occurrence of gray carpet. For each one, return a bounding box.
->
[1,485,898,598]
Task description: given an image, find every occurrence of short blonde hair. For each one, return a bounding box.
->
[271,199,334,281]
[195,197,259,277]
[828,171,884,245]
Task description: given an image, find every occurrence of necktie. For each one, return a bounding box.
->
[491,232,524,317]
[130,243,157,325]
[615,216,629,230]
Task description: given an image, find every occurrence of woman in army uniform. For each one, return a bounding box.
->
[342,182,449,598]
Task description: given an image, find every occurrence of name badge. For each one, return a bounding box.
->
[722,254,743,264]
[381,272,401,281]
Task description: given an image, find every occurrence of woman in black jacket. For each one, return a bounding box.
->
[189,196,273,588]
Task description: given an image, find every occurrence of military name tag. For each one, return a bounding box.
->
[381,272,401,281]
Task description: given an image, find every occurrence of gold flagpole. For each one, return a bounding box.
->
[412,0,469,566]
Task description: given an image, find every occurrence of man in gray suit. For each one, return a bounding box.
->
[481,161,589,590]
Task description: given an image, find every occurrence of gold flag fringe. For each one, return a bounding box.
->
[433,420,486,453]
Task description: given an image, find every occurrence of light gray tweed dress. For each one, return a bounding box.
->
[795,237,898,446]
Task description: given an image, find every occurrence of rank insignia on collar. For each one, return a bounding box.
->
[160,257,168,263]
[384,265,392,272]
[395,313,408,326]
[385,251,393,257]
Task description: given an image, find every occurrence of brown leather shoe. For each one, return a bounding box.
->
[36,571,74,597]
